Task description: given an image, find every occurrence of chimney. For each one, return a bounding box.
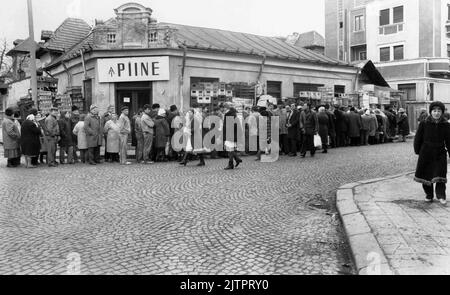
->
[41,30,53,42]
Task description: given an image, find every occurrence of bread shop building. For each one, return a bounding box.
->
[41,2,359,116]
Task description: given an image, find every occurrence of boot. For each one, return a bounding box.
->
[233,153,243,168]
[180,152,189,166]
[197,155,206,167]
[225,161,234,170]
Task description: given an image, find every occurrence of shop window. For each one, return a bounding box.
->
[267,81,282,99]
[107,34,116,44]
[380,47,390,62]
[294,83,324,97]
[354,15,364,32]
[394,45,404,60]
[380,9,390,26]
[398,83,416,101]
[393,6,404,24]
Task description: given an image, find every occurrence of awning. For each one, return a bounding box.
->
[361,60,390,88]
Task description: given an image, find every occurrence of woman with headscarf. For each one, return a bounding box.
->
[36,113,49,164]
[1,107,21,168]
[154,108,170,162]
[103,113,121,163]
[20,109,42,168]
[414,101,450,205]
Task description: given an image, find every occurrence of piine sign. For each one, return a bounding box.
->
[98,56,170,83]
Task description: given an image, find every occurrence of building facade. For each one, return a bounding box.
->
[325,0,450,130]
[34,3,358,116]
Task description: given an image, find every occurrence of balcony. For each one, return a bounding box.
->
[379,23,404,35]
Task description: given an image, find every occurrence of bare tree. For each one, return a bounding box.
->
[0,38,13,80]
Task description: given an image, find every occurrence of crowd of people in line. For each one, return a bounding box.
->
[1,100,426,170]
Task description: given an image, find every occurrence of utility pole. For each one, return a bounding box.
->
[27,0,38,107]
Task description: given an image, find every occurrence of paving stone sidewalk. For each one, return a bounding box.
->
[338,169,450,275]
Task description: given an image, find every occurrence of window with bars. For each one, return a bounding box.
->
[393,6,404,23]
[354,15,364,32]
[380,9,390,26]
[380,47,390,62]
[393,45,404,60]
[107,33,116,44]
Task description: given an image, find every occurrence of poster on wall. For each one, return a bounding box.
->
[38,91,53,115]
[362,94,370,109]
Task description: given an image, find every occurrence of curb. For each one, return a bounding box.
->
[336,171,414,275]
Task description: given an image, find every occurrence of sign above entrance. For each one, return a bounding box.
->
[98,56,170,83]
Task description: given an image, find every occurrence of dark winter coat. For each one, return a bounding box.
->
[154,116,170,149]
[397,114,410,136]
[317,112,331,144]
[300,110,318,136]
[58,118,75,147]
[334,109,348,133]
[20,120,42,156]
[286,109,300,140]
[414,116,450,186]
[347,112,362,138]
[327,111,336,137]
[384,111,397,137]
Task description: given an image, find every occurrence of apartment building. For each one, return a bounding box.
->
[325,0,450,130]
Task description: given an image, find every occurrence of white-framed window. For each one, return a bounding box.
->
[380,9,390,26]
[393,6,404,23]
[393,45,404,60]
[107,33,116,44]
[380,47,390,62]
[354,15,365,32]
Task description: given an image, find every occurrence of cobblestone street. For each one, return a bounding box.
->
[0,142,417,275]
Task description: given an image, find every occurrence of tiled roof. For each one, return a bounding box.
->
[45,32,94,69]
[161,23,345,66]
[43,18,92,52]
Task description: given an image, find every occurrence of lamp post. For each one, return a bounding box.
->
[27,0,38,107]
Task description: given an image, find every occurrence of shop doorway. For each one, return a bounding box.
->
[115,82,152,118]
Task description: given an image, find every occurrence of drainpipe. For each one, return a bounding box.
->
[180,45,187,111]
[80,49,87,79]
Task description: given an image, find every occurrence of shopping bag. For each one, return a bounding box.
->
[314,135,322,148]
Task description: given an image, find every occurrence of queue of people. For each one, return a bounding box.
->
[1,101,418,170]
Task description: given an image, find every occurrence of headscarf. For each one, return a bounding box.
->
[26,114,35,121]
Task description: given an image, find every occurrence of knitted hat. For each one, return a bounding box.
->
[121,106,129,112]
[429,101,445,114]
[90,105,98,112]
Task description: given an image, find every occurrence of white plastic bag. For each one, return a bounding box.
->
[314,135,322,148]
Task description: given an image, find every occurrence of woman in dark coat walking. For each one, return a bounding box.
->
[317,107,330,153]
[20,109,42,168]
[223,107,243,170]
[154,109,170,162]
[414,101,450,205]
